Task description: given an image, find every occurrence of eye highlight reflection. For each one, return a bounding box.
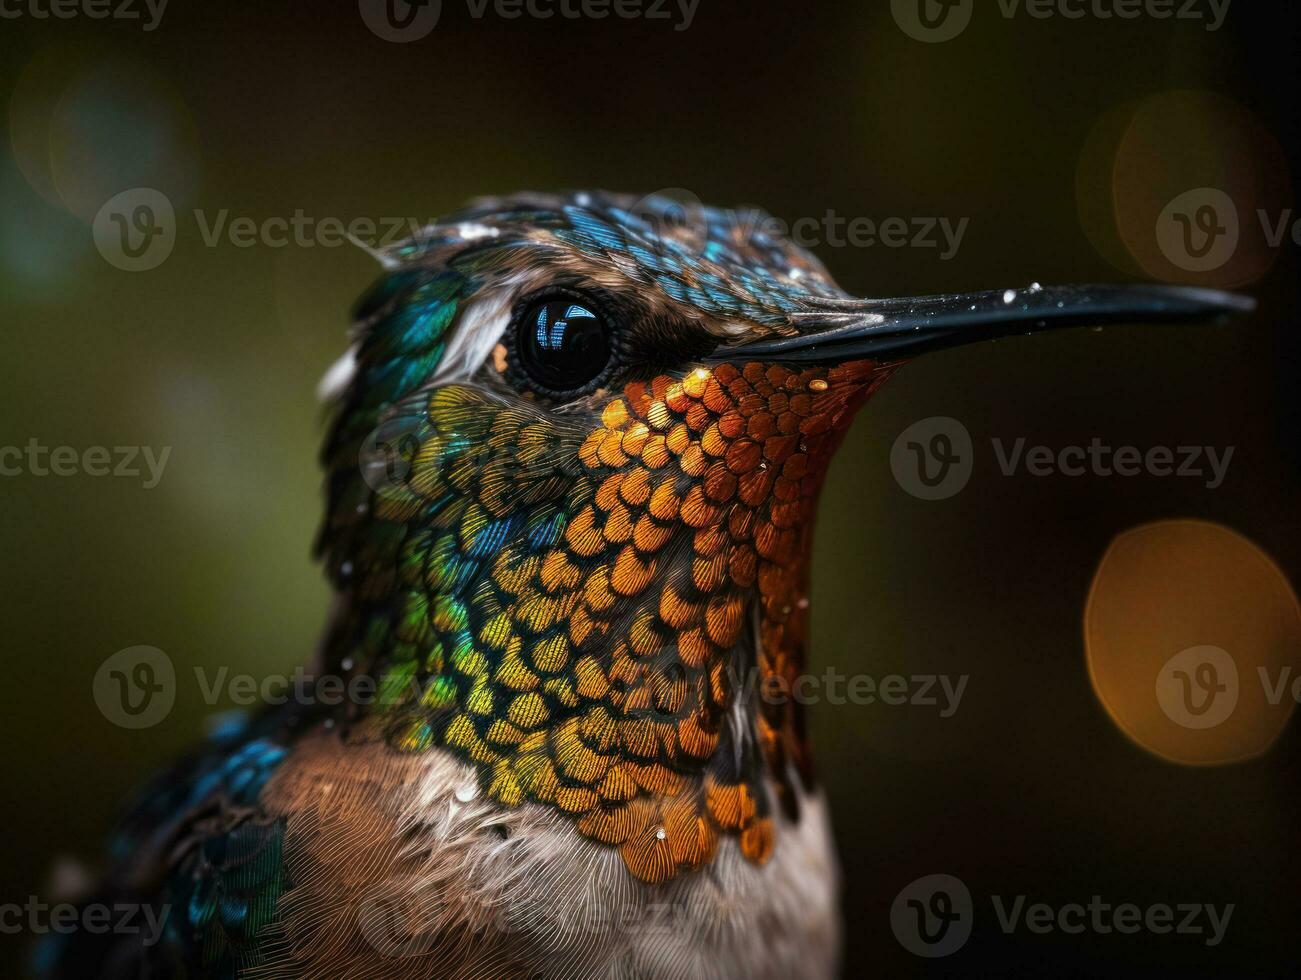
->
[514,296,614,396]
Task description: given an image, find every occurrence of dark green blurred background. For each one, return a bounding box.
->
[2,2,1299,976]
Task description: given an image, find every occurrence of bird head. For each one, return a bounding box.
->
[315,191,1249,883]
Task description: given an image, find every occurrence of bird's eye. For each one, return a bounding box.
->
[512,294,615,396]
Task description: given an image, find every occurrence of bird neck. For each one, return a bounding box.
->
[321,362,891,783]
[312,358,896,881]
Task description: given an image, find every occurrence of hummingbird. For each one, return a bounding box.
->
[44,191,1251,979]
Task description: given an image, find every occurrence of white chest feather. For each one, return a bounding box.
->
[258,734,841,979]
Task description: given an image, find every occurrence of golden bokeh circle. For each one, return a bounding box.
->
[1086,520,1301,767]
[1076,90,1292,288]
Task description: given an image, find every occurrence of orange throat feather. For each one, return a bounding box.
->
[320,357,897,884]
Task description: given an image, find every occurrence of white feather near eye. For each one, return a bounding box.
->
[455,222,499,241]
[430,270,534,387]
[317,343,359,402]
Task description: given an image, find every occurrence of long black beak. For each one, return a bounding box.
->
[711,283,1254,363]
